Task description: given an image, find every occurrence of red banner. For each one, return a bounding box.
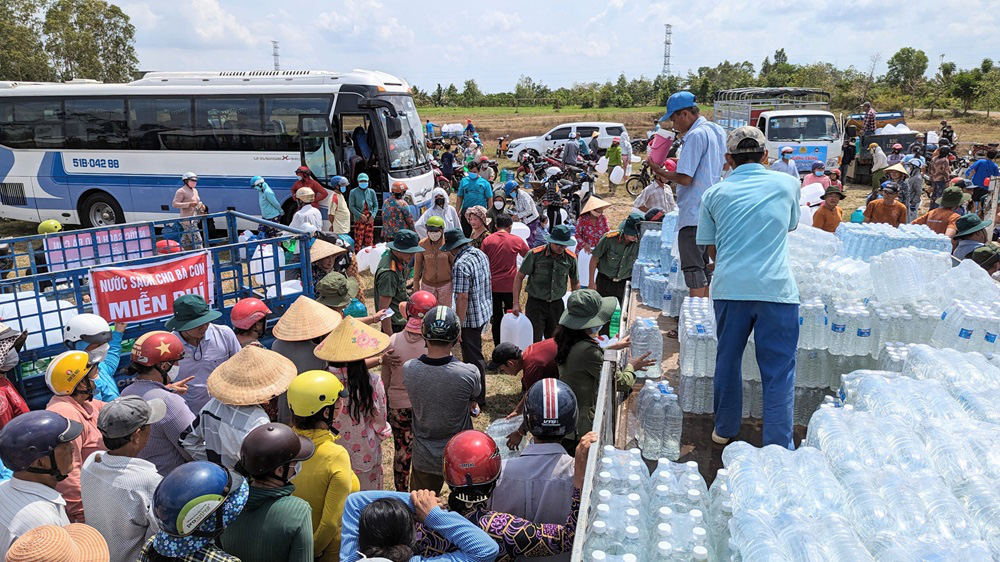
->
[87,252,215,323]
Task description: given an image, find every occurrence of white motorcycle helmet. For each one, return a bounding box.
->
[64,314,113,362]
[545,166,561,178]
[181,171,198,183]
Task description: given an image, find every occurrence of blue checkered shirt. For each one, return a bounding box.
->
[452,245,493,328]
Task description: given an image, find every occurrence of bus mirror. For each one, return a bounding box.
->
[299,115,332,137]
[385,116,402,139]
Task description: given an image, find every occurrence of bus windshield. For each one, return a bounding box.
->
[767,115,839,142]
[380,95,430,170]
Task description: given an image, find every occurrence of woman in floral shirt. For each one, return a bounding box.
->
[575,197,611,254]
[382,181,416,242]
[314,316,392,490]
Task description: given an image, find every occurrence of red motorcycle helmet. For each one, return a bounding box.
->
[230,298,271,330]
[156,239,182,254]
[132,331,185,366]
[404,291,437,325]
[443,430,502,494]
[390,181,408,194]
[295,165,311,175]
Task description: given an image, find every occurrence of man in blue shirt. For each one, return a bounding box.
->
[660,91,726,299]
[696,126,800,449]
[425,120,436,137]
[769,147,800,180]
[966,150,998,207]
[455,161,493,236]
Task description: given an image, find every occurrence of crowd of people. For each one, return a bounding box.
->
[2,92,998,562]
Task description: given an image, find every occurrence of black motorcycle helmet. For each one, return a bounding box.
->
[524,379,578,438]
[644,207,666,222]
[422,305,461,343]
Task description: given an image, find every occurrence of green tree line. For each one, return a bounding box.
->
[1,0,138,83]
[413,48,1000,117]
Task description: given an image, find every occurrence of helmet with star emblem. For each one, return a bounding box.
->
[132,331,185,367]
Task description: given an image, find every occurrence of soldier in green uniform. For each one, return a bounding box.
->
[512,224,580,342]
[588,211,642,306]
[374,229,424,334]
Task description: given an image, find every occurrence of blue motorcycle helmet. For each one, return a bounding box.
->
[0,410,82,479]
[250,175,265,188]
[524,378,578,438]
[503,180,518,195]
[151,461,249,557]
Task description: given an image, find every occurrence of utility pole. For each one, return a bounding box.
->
[661,24,672,77]
[271,41,280,71]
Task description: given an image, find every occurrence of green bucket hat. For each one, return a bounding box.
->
[969,243,1000,268]
[439,228,472,251]
[545,224,575,246]
[937,186,971,208]
[164,294,221,332]
[621,211,644,237]
[823,186,846,200]
[387,229,425,253]
[559,289,617,330]
[315,271,360,309]
[954,213,992,238]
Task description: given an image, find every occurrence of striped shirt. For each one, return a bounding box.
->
[451,245,493,328]
[81,451,162,562]
[0,478,70,560]
[120,379,196,476]
[180,398,269,470]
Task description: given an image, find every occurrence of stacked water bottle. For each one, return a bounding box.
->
[628,317,663,380]
[678,298,716,414]
[631,211,689,318]
[636,380,683,460]
[931,300,1000,354]
[835,222,950,261]
[584,447,717,561]
[484,418,527,461]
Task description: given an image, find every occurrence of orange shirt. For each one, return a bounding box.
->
[864,199,907,227]
[812,204,842,233]
[911,207,960,235]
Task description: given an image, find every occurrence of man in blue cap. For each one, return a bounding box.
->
[655,91,726,299]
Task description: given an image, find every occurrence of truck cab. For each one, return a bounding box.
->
[756,109,842,173]
[714,88,842,173]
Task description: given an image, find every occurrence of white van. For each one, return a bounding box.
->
[505,121,627,162]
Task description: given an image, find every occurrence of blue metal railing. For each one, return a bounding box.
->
[1,211,315,409]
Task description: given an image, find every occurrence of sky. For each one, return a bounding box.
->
[118,0,999,93]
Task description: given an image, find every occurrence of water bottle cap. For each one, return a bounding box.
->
[597,470,612,482]
[689,509,703,523]
[655,484,670,496]
[687,489,701,502]
[716,468,729,477]
[722,499,733,512]
[657,542,672,555]
[657,522,671,536]
[685,461,699,470]
[693,545,709,560]
[592,520,607,533]
[625,526,639,539]
[598,489,612,501]
[627,474,642,485]
[687,473,702,483]
[693,526,707,539]
[625,508,640,519]
[628,460,642,470]
[622,555,637,562]
[658,506,673,519]
[626,493,642,506]
[591,551,607,561]
[596,504,610,516]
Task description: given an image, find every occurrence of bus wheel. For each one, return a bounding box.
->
[81,192,124,228]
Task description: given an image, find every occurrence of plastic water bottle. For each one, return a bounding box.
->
[620,526,644,559]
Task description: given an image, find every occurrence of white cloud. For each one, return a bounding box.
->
[186,0,256,47]
[485,10,522,32]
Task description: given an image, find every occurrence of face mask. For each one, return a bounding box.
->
[167,364,181,382]
[393,192,404,199]
[359,182,369,190]
[814,171,824,177]
[84,342,109,364]
[0,348,18,373]
[783,155,792,161]
[435,198,446,207]
[468,173,479,180]
[493,201,504,210]
[428,231,442,241]
[588,325,604,336]
[339,185,347,193]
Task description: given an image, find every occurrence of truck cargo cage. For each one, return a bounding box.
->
[0,211,314,409]
[713,87,832,131]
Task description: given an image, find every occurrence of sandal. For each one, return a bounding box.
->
[665,329,678,339]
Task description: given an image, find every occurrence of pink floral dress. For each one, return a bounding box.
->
[575,213,609,252]
[329,366,391,490]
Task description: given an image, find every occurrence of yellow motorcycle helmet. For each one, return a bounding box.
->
[38,220,62,235]
[45,350,95,396]
[286,370,347,417]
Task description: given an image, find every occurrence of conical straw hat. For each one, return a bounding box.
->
[314,316,389,363]
[207,346,297,406]
[581,197,612,216]
[272,296,342,341]
[310,239,346,263]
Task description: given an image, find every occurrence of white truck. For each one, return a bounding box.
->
[713,88,842,173]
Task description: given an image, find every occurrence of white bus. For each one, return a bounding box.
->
[0,70,434,227]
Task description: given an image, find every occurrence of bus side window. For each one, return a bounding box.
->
[65,98,127,150]
[194,97,262,151]
[262,96,332,152]
[0,100,64,149]
[128,98,194,150]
